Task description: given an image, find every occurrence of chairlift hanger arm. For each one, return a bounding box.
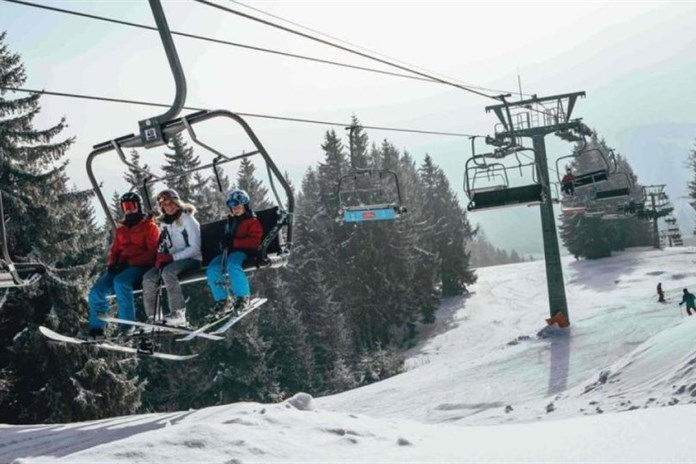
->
[137,0,187,148]
[89,110,295,242]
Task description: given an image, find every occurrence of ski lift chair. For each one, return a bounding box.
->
[594,172,633,201]
[337,169,406,223]
[88,111,294,293]
[555,138,612,191]
[0,191,45,288]
[336,125,407,224]
[464,159,543,211]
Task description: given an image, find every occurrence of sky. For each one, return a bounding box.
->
[2,0,696,254]
[3,246,696,462]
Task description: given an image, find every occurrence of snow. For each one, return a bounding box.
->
[4,247,696,463]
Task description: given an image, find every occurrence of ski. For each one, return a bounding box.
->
[211,298,267,335]
[177,298,267,341]
[39,326,198,361]
[98,316,224,341]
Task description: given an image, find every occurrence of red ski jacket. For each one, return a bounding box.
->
[228,215,263,251]
[108,216,160,267]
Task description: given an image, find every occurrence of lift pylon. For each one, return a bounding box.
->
[483,91,587,323]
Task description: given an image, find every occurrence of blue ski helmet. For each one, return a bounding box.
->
[226,189,250,209]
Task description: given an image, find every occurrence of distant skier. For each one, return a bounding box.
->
[561,168,576,196]
[657,282,665,303]
[206,189,263,315]
[87,192,159,339]
[141,189,202,327]
[678,288,696,316]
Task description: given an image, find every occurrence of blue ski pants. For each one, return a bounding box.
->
[88,266,149,329]
[206,251,249,302]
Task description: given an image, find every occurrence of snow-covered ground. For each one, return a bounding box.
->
[4,247,696,463]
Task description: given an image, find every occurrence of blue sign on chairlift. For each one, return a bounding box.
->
[343,205,398,223]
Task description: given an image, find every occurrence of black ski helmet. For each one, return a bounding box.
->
[119,191,142,213]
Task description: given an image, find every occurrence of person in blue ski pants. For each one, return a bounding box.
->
[206,189,263,315]
[87,192,159,338]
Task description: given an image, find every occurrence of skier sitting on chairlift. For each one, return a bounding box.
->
[561,168,576,196]
[87,192,159,339]
[205,189,263,316]
[141,188,202,327]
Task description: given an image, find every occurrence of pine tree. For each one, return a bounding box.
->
[257,271,314,397]
[0,33,142,423]
[419,155,477,295]
[160,133,201,200]
[123,149,152,197]
[236,158,273,210]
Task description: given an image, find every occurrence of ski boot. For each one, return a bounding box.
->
[87,327,105,341]
[232,296,250,316]
[137,337,155,356]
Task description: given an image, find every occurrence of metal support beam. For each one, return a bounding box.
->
[650,193,660,249]
[533,135,569,321]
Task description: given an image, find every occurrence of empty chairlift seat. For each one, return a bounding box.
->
[0,261,46,289]
[595,187,631,200]
[467,184,544,211]
[572,169,608,187]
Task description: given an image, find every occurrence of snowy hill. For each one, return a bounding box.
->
[4,247,696,463]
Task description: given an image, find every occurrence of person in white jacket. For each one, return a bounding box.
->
[142,188,202,326]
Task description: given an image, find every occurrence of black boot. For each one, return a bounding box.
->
[137,338,155,355]
[87,327,105,340]
[233,296,250,315]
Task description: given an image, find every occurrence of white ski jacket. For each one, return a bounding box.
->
[158,210,202,262]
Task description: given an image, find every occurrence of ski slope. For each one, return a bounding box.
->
[4,247,696,463]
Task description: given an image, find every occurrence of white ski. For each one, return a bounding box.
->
[177,298,267,341]
[98,316,223,341]
[39,326,198,361]
[211,298,267,335]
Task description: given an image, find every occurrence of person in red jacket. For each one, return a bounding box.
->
[561,168,576,196]
[206,189,263,314]
[87,192,159,338]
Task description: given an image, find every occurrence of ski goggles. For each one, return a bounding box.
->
[120,200,139,212]
[226,198,245,209]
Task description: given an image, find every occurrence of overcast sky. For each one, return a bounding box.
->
[2,0,695,253]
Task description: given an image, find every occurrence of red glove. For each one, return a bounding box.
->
[155,252,174,269]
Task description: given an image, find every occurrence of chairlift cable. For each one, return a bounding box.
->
[0,86,483,138]
[192,0,502,101]
[2,0,519,95]
[227,0,531,98]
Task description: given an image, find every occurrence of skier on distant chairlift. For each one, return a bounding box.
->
[205,189,263,316]
[87,192,159,339]
[561,168,576,196]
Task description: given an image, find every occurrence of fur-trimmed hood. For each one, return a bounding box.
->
[157,202,197,223]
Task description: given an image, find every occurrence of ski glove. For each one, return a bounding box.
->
[107,262,128,275]
[155,252,174,269]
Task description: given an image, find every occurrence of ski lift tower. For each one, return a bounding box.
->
[485,91,586,323]
[643,184,668,249]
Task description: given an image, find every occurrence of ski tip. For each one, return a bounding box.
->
[38,326,56,336]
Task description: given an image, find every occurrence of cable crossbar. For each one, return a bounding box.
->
[0,86,481,137]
